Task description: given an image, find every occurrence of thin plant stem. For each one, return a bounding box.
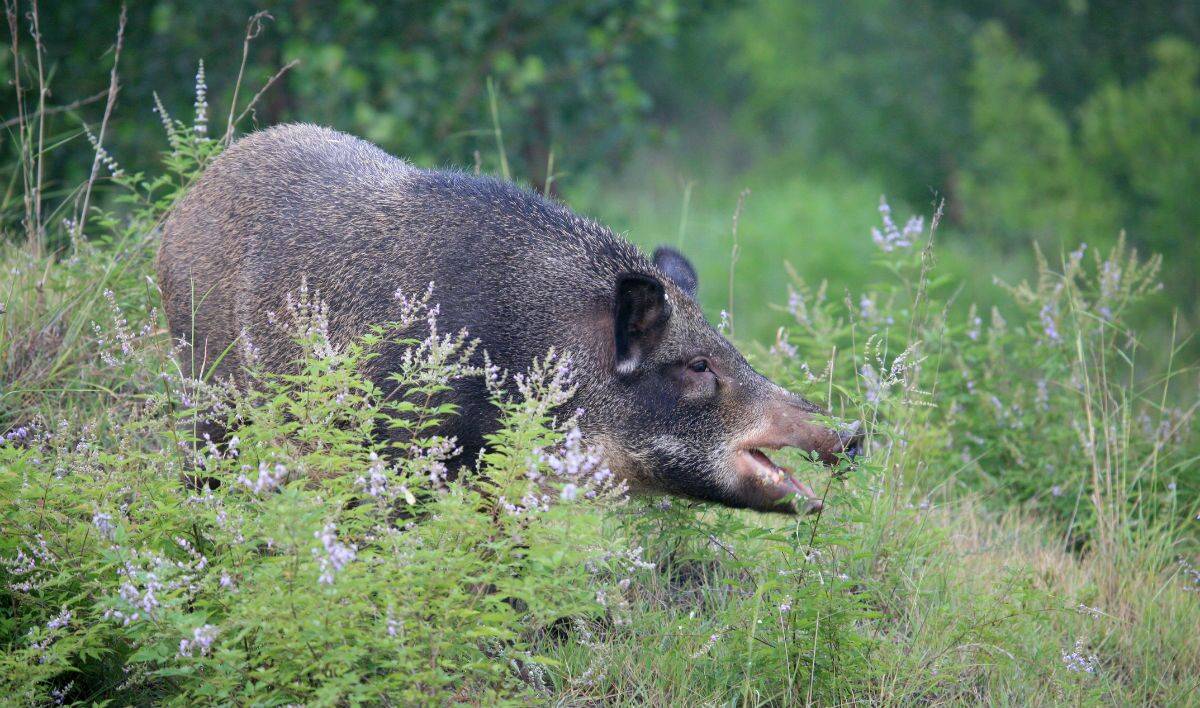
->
[224,11,274,145]
[0,88,107,129]
[5,0,32,251]
[487,77,510,181]
[543,148,555,198]
[676,179,694,248]
[727,188,749,337]
[230,59,299,130]
[76,4,126,242]
[30,0,46,255]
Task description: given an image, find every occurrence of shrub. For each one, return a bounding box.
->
[1,259,640,703]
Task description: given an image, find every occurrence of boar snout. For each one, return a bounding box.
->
[732,394,863,514]
[838,420,864,460]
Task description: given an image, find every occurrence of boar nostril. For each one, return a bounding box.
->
[838,421,864,460]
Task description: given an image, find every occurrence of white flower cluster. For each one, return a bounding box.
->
[860,341,921,405]
[192,60,208,136]
[283,277,338,361]
[2,534,54,592]
[84,125,124,178]
[92,289,152,367]
[539,426,619,502]
[500,411,626,518]
[104,549,203,626]
[586,546,655,626]
[356,451,390,498]
[502,350,576,414]
[387,284,481,390]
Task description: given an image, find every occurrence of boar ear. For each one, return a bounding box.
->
[614,272,671,374]
[652,246,698,299]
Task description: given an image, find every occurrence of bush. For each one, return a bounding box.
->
[769,198,1197,540]
[1,227,636,703]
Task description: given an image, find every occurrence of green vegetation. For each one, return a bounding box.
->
[3,2,1199,705]
[5,1,712,198]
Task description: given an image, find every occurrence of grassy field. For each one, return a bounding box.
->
[3,71,1200,706]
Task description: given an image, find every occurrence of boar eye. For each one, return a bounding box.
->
[687,358,711,374]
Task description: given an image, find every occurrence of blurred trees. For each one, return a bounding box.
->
[960,22,1119,247]
[682,0,1200,293]
[2,0,719,192]
[1079,39,1200,278]
[3,0,1198,293]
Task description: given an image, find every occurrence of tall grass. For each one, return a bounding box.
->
[2,7,1198,705]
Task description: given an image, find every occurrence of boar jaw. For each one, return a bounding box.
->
[731,394,864,514]
[733,446,824,514]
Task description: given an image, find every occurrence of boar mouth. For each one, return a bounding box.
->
[734,446,824,515]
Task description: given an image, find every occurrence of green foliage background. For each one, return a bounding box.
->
[2,2,1200,704]
[4,1,714,191]
[5,0,1197,339]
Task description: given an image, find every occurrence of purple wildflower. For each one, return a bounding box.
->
[236,461,288,495]
[46,608,71,631]
[769,327,797,358]
[49,681,74,705]
[967,311,982,341]
[860,364,883,405]
[93,511,117,541]
[355,452,389,498]
[1062,638,1098,674]
[871,196,923,252]
[314,523,357,585]
[859,295,876,320]
[541,425,620,502]
[1040,303,1061,343]
[179,624,218,658]
[3,426,29,444]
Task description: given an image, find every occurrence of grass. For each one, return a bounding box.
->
[2,16,1199,706]
[566,150,1039,347]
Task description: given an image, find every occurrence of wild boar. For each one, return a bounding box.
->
[157,124,861,513]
